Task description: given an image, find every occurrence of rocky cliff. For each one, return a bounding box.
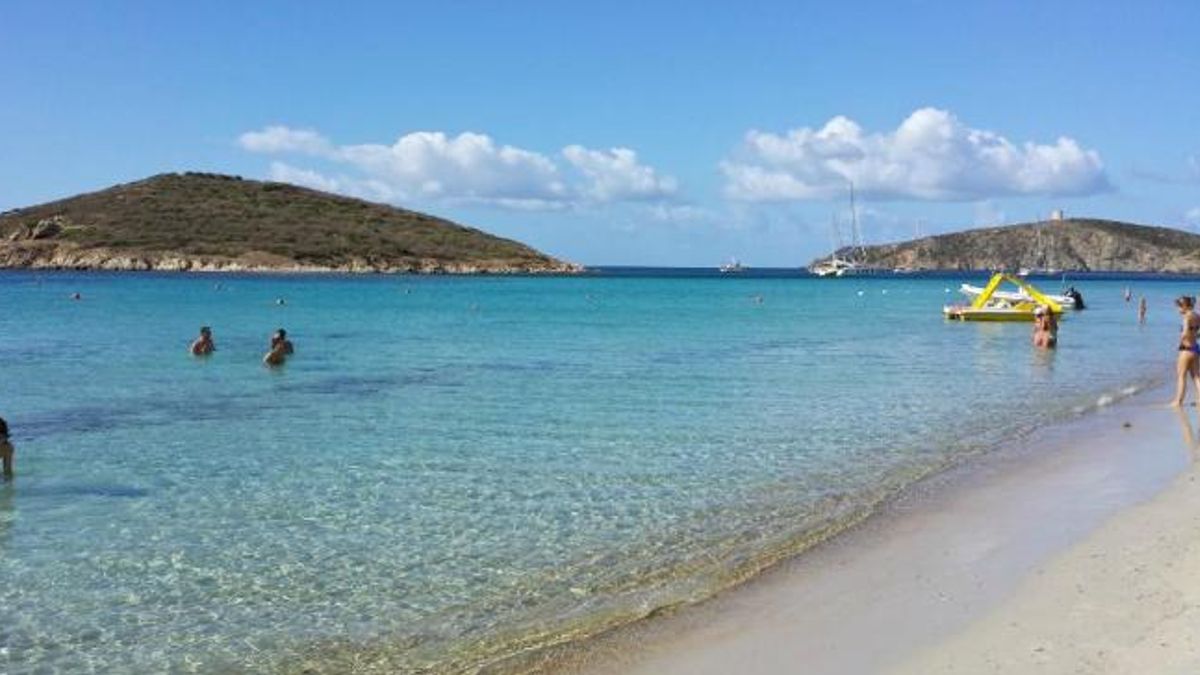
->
[0,173,580,274]
[820,219,1200,273]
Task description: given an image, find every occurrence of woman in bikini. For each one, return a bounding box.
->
[1172,296,1200,406]
[1032,306,1058,348]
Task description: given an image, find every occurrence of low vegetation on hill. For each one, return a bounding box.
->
[818,219,1200,273]
[0,172,578,273]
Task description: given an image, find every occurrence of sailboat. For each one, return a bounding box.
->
[808,183,885,277]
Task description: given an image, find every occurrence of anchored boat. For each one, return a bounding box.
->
[944,273,1063,321]
[958,282,1079,309]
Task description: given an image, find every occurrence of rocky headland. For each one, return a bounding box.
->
[816,218,1200,273]
[0,173,581,274]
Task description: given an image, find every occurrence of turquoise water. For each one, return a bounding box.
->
[0,271,1185,672]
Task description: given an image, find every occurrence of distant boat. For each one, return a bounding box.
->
[809,256,858,277]
[809,182,885,278]
[719,258,746,273]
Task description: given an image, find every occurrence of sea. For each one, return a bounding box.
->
[0,269,1189,673]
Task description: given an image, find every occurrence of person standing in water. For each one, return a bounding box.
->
[190,326,216,356]
[0,417,14,479]
[263,328,294,366]
[1124,286,1132,302]
[1172,296,1200,407]
[1138,296,1148,325]
[1032,306,1058,348]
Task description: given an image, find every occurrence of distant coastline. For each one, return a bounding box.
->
[811,218,1200,275]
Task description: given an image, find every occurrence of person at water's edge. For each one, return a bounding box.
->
[1172,296,1200,407]
[0,417,14,479]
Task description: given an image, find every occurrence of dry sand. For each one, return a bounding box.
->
[562,389,1200,675]
[890,408,1200,674]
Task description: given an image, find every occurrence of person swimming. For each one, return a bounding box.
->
[0,417,14,479]
[190,326,216,356]
[263,328,294,366]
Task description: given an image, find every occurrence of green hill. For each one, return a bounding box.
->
[0,172,579,273]
[816,218,1200,273]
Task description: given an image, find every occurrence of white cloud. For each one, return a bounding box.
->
[336,131,568,204]
[239,126,678,210]
[268,161,341,193]
[1186,207,1200,226]
[647,203,714,223]
[973,200,1007,227]
[562,145,677,201]
[721,107,1111,202]
[239,126,332,156]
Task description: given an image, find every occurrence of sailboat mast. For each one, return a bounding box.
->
[849,181,864,261]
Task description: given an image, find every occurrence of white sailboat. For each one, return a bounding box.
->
[809,182,884,277]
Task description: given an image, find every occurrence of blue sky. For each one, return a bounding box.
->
[2,1,1197,266]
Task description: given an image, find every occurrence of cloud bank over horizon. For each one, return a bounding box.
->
[238,126,678,210]
[721,108,1111,202]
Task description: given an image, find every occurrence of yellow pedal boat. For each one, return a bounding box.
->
[943,273,1063,322]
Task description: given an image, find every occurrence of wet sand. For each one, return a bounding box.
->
[544,385,1197,674]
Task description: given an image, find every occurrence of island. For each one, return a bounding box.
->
[814,218,1200,274]
[0,172,581,274]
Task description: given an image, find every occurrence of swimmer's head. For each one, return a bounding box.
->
[200,326,212,337]
[275,328,287,339]
[0,417,7,437]
[1177,296,1195,311]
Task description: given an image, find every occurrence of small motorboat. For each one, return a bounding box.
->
[944,273,1064,322]
[719,258,746,273]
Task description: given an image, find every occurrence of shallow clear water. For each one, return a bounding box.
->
[0,271,1187,672]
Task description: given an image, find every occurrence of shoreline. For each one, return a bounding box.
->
[0,259,583,275]
[501,381,1195,674]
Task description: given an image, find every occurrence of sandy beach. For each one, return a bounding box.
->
[547,385,1200,675]
[891,408,1200,674]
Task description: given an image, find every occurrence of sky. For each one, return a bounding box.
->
[1,1,1197,266]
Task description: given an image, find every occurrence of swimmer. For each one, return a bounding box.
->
[264,328,294,366]
[190,326,216,356]
[1124,286,1132,303]
[1138,296,1147,325]
[70,292,81,301]
[0,416,13,479]
[275,297,286,306]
